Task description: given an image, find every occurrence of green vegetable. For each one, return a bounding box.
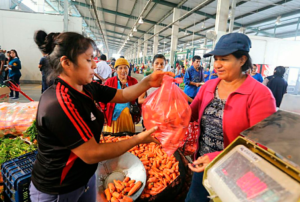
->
[0,137,36,166]
[23,120,38,142]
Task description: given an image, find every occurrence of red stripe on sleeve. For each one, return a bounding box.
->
[60,152,78,184]
[65,93,94,139]
[56,83,88,142]
[60,86,93,139]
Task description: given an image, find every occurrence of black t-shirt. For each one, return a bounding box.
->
[31,77,117,194]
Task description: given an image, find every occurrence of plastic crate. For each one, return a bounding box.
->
[1,151,37,202]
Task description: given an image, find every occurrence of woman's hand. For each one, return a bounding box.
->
[188,155,211,173]
[147,71,175,88]
[137,126,160,144]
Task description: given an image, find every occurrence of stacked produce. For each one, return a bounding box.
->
[0,102,38,137]
[104,176,142,202]
[101,135,180,199]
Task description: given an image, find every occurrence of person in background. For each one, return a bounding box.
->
[251,64,263,82]
[133,65,137,73]
[34,31,61,93]
[138,54,165,104]
[175,68,186,86]
[210,68,218,79]
[101,58,141,136]
[264,66,288,107]
[120,56,125,58]
[6,49,21,99]
[93,49,101,63]
[4,51,12,80]
[110,58,116,77]
[94,54,112,84]
[163,59,171,72]
[0,49,6,84]
[204,67,211,82]
[185,33,276,202]
[175,62,181,76]
[183,55,204,99]
[128,62,132,77]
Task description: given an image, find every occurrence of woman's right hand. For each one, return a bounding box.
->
[136,126,160,144]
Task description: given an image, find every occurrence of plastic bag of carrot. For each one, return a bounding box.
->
[101,135,183,200]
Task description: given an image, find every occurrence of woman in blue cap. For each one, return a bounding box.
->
[185,33,276,202]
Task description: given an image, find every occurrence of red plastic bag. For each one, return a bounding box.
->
[142,75,192,156]
[179,121,199,156]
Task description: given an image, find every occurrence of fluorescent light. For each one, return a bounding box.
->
[138,17,144,24]
[275,16,281,25]
[184,30,188,35]
[129,33,133,37]
[201,22,206,29]
[133,26,137,32]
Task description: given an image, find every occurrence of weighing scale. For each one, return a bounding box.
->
[203,110,300,202]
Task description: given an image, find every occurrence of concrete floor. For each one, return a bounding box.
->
[8,73,145,132]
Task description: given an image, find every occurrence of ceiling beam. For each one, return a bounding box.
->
[246,21,299,35]
[235,0,293,21]
[73,1,204,37]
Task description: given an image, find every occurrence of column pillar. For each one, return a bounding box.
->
[143,34,150,64]
[228,0,237,33]
[0,0,11,9]
[137,39,142,64]
[215,0,230,37]
[133,43,137,64]
[63,0,69,32]
[170,8,180,67]
[153,25,161,55]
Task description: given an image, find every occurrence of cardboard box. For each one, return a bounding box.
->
[0,87,10,102]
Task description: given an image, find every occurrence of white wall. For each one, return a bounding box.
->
[249,35,300,74]
[0,10,82,82]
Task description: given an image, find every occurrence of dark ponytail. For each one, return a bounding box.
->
[34,31,96,82]
[34,30,60,55]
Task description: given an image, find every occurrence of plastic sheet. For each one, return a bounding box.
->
[142,75,191,156]
[0,102,38,137]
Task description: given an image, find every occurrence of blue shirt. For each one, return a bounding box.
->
[252,73,263,83]
[8,57,21,77]
[183,66,204,98]
[210,70,218,80]
[204,70,210,82]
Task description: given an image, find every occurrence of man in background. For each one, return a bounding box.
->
[163,59,171,72]
[184,55,204,99]
[204,67,211,82]
[94,54,112,84]
[251,64,263,83]
[0,49,6,84]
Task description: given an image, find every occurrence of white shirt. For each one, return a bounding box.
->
[94,61,112,80]
[163,63,171,72]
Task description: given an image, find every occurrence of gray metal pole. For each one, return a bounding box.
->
[295,18,300,40]
[64,0,69,32]
[228,0,236,33]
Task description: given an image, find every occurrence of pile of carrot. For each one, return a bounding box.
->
[101,135,180,199]
[104,176,142,202]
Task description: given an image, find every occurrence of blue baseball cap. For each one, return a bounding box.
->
[204,33,251,58]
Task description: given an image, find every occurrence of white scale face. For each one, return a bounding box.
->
[206,145,300,202]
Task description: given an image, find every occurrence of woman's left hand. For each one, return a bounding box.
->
[147,71,175,88]
[188,155,211,173]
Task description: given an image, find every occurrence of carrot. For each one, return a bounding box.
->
[111,197,119,202]
[112,192,121,199]
[150,190,160,196]
[123,176,130,183]
[114,180,124,190]
[124,187,131,193]
[128,181,142,196]
[104,188,111,201]
[172,173,177,180]
[147,177,158,183]
[128,180,135,184]
[123,196,133,202]
[108,183,116,193]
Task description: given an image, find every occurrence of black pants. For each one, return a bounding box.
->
[9,74,21,98]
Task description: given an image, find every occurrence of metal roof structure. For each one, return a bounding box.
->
[11,0,300,56]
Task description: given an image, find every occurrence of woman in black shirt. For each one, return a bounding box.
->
[30,31,173,201]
